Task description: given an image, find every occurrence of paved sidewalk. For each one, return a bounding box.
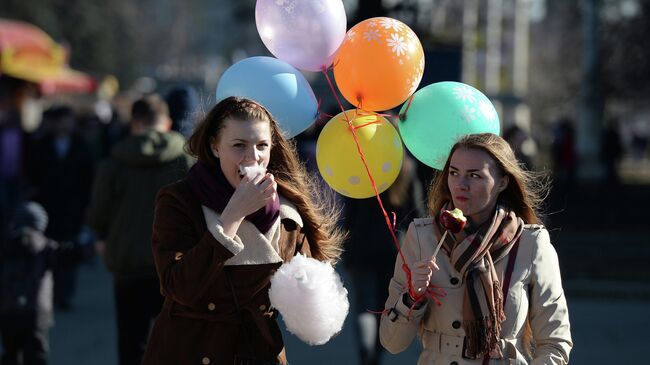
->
[49,259,647,365]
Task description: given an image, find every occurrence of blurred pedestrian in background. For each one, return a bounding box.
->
[503,125,536,171]
[342,153,424,365]
[165,84,200,138]
[551,117,577,192]
[380,133,572,364]
[600,118,623,186]
[0,75,42,249]
[27,105,95,310]
[0,201,56,365]
[86,94,193,365]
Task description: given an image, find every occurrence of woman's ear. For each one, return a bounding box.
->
[499,175,510,192]
[209,137,219,158]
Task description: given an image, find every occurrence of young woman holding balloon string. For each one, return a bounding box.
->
[379,133,572,365]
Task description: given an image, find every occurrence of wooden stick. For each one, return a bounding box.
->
[431,230,448,260]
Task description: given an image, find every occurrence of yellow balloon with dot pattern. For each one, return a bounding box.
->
[316,110,403,199]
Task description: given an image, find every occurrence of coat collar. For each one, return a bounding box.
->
[202,195,302,266]
[279,196,302,228]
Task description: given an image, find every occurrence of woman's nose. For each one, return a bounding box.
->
[458,177,469,190]
[243,146,260,162]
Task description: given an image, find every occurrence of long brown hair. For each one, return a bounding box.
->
[427,133,548,224]
[187,96,344,263]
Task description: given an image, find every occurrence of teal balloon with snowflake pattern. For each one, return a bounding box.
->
[398,81,500,169]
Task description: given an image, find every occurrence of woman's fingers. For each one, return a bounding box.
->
[229,173,278,216]
[410,258,440,293]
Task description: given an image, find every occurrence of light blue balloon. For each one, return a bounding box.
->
[216,56,318,138]
[398,82,501,169]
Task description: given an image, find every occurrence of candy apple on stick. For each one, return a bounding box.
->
[432,208,467,258]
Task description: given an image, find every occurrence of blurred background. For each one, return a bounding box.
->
[1,0,649,364]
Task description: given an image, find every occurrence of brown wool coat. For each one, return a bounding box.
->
[141,180,310,365]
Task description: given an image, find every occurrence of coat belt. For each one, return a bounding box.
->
[421,329,519,360]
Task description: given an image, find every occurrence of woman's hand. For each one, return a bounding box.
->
[220,173,277,238]
[410,258,439,298]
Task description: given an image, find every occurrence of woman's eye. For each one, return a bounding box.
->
[470,173,481,178]
[257,143,269,150]
[234,143,245,148]
[449,171,458,176]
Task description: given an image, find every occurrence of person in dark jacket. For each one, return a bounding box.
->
[86,94,194,365]
[27,105,95,310]
[0,201,56,365]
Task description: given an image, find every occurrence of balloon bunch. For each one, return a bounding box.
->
[216,0,502,191]
[217,0,347,138]
[215,3,502,303]
[317,16,423,199]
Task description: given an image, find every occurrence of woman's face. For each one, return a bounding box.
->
[212,118,272,188]
[447,147,509,225]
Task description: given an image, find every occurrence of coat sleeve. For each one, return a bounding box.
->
[152,188,241,307]
[379,221,428,354]
[528,228,573,365]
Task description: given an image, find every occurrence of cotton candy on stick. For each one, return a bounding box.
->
[268,254,349,345]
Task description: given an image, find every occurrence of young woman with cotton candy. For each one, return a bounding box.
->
[141,97,346,365]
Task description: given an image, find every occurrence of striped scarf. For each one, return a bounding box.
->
[434,204,523,359]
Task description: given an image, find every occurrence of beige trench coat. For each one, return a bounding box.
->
[380,218,572,365]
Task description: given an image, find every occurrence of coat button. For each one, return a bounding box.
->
[174,252,183,261]
[207,303,216,311]
[450,277,459,285]
[259,304,267,311]
[452,320,461,329]
[201,357,210,364]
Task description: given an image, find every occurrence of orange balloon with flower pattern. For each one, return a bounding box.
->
[333,17,424,112]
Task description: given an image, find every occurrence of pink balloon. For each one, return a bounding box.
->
[255,0,347,72]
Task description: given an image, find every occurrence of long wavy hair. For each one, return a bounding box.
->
[428,133,548,224]
[187,96,344,263]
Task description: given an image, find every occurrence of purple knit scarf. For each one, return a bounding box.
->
[186,160,280,234]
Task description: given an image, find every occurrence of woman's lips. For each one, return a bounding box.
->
[455,196,469,202]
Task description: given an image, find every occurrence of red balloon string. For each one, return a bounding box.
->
[398,95,415,121]
[321,69,405,263]
[315,97,323,116]
[352,120,382,130]
[320,69,444,308]
[375,112,401,119]
[320,68,347,115]
[366,308,389,315]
